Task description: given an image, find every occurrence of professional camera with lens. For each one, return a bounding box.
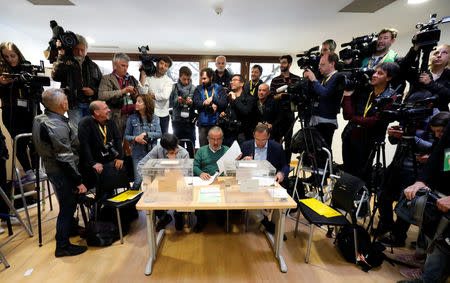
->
[204,104,215,115]
[1,60,50,88]
[339,33,377,67]
[286,78,314,108]
[341,67,374,91]
[296,46,320,75]
[143,135,155,152]
[101,141,119,158]
[44,20,79,64]
[216,114,242,134]
[380,96,436,137]
[138,45,158,76]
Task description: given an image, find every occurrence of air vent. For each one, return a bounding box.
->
[339,0,396,13]
[27,0,75,5]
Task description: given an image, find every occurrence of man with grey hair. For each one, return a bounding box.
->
[52,34,103,128]
[98,52,144,135]
[213,55,233,92]
[32,88,88,257]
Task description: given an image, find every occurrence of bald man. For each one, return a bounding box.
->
[255,84,281,133]
[32,88,88,257]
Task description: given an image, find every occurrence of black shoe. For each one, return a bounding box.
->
[378,235,406,247]
[55,244,87,257]
[283,234,287,241]
[174,212,183,231]
[261,216,275,234]
[155,214,173,232]
[193,221,206,233]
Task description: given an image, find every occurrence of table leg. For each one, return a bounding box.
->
[264,209,287,273]
[144,210,166,276]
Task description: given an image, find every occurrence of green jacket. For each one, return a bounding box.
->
[193,145,229,176]
[361,49,397,69]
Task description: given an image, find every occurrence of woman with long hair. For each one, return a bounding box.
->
[0,42,42,181]
[124,93,161,189]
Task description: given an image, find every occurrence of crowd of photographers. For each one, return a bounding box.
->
[0,23,449,281]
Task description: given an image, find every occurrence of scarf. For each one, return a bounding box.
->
[176,79,192,98]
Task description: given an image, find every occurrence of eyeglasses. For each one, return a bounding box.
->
[255,138,268,143]
[208,137,223,142]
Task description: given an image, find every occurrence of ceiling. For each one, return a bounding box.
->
[1,0,450,56]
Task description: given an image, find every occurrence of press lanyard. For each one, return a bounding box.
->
[363,91,374,118]
[98,125,107,145]
[321,71,337,86]
[250,80,260,96]
[204,85,215,99]
[367,52,389,69]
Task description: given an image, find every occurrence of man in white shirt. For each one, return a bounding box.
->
[140,56,173,134]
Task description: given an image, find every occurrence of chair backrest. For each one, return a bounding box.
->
[178,139,195,158]
[331,172,367,215]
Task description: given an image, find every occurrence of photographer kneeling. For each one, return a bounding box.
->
[78,101,125,201]
[32,88,88,257]
[396,119,450,282]
[342,62,400,179]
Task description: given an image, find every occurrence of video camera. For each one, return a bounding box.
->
[340,67,374,91]
[138,45,158,76]
[339,33,377,67]
[1,60,50,87]
[296,46,320,74]
[44,20,79,64]
[380,96,436,137]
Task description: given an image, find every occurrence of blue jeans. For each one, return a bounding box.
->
[422,243,450,283]
[68,103,90,129]
[131,153,146,189]
[47,172,78,248]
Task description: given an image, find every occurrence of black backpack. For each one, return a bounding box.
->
[336,225,386,272]
[85,220,120,247]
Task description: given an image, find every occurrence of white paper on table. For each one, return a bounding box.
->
[239,163,257,168]
[216,141,242,174]
[199,186,220,193]
[198,186,221,203]
[267,188,289,199]
[253,177,276,187]
[190,172,219,186]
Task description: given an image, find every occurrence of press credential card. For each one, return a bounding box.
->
[444,148,450,172]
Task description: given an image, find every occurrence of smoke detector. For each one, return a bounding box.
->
[215,7,223,16]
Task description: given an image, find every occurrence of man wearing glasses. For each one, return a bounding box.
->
[193,126,229,232]
[240,123,289,235]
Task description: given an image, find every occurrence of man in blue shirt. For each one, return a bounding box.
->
[304,53,343,148]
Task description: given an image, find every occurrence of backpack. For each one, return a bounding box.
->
[85,220,120,247]
[336,225,386,271]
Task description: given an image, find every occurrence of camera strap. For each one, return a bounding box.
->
[367,52,389,69]
[363,91,375,118]
[98,124,107,145]
[250,80,260,96]
[204,85,215,99]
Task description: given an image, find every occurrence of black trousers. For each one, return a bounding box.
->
[159,115,170,135]
[313,122,336,149]
[172,121,195,157]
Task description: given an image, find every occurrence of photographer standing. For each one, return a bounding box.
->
[169,66,196,155]
[0,42,42,181]
[193,68,227,146]
[51,34,102,128]
[270,55,301,162]
[32,88,87,257]
[218,74,255,145]
[342,62,399,179]
[304,53,343,148]
[361,28,399,69]
[124,94,161,189]
[140,56,173,134]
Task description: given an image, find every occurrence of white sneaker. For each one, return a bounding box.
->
[0,226,5,234]
[25,169,36,181]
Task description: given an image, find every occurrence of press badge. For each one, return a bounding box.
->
[17,99,28,108]
[444,148,450,172]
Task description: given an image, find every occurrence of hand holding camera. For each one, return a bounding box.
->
[303,68,316,82]
[121,86,136,95]
[135,132,148,145]
[387,125,403,138]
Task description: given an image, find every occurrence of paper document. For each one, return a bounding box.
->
[267,188,289,199]
[190,172,219,186]
[239,163,257,168]
[160,160,179,165]
[299,198,342,218]
[254,177,276,187]
[217,141,242,174]
[198,187,221,203]
[108,190,143,202]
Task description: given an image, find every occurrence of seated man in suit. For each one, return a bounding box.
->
[241,123,289,235]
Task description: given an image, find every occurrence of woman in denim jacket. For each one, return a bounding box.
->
[125,94,161,189]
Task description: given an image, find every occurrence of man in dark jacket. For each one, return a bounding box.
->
[32,88,87,257]
[78,100,124,197]
[240,123,289,234]
[52,34,102,128]
[256,83,281,136]
[213,55,233,92]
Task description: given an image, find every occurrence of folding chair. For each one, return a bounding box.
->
[294,172,368,263]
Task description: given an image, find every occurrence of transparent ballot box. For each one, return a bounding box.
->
[222,160,277,203]
[141,159,193,202]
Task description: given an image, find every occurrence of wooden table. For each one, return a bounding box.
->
[136,177,297,276]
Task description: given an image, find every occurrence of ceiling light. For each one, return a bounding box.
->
[204,40,216,47]
[408,0,429,4]
[86,36,95,44]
